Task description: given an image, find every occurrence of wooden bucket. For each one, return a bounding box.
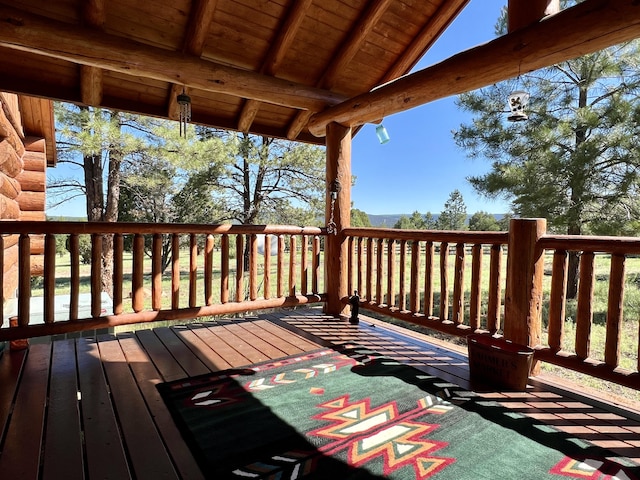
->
[467,334,534,391]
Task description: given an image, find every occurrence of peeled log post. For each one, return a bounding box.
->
[323,122,351,316]
[504,218,546,350]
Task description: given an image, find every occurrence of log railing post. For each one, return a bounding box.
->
[504,218,546,350]
[324,122,351,317]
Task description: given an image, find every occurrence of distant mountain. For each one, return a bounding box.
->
[367,213,505,227]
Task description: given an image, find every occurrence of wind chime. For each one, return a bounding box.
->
[177,88,192,137]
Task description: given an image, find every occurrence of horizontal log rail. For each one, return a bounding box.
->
[343,227,509,337]
[0,222,326,341]
[537,234,640,390]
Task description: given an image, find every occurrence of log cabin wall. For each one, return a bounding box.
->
[0,92,51,317]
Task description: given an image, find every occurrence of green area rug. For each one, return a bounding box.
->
[157,347,639,479]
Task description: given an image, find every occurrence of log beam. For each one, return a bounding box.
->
[308,0,640,136]
[508,0,560,32]
[0,6,346,112]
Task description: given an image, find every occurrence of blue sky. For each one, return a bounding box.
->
[47,0,509,218]
[352,0,509,216]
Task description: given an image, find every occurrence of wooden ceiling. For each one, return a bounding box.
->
[0,1,638,146]
[0,0,468,145]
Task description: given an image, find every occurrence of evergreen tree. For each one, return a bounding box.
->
[436,190,467,230]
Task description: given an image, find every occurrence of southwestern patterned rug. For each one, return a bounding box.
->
[157,347,640,479]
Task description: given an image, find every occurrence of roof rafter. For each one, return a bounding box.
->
[285,0,394,140]
[237,0,313,134]
[308,0,640,136]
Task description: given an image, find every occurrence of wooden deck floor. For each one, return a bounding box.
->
[0,307,639,479]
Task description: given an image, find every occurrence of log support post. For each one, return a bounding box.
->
[324,122,351,318]
[504,218,546,363]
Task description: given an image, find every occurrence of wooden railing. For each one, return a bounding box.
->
[536,234,640,389]
[0,222,325,341]
[343,227,509,337]
[344,223,640,390]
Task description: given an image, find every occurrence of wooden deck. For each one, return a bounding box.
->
[0,307,639,479]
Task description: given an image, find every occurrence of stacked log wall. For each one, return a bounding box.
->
[0,93,48,307]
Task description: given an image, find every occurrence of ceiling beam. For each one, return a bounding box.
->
[308,0,640,137]
[0,6,346,113]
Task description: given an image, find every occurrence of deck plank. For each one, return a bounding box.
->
[117,332,205,480]
[77,337,132,479]
[42,339,84,480]
[135,329,189,381]
[153,327,210,377]
[238,319,312,355]
[0,347,26,441]
[98,333,179,480]
[171,324,233,371]
[188,323,254,367]
[0,343,50,479]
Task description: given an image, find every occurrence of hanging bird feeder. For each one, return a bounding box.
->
[507,90,530,122]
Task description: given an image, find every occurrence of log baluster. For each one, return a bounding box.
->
[277,235,285,297]
[289,235,297,296]
[132,233,144,313]
[152,233,162,311]
[469,244,482,331]
[170,234,179,310]
[205,234,214,305]
[547,249,568,351]
[387,239,396,307]
[235,234,244,302]
[486,244,502,334]
[312,235,320,294]
[43,233,56,323]
[264,234,271,299]
[301,235,308,295]
[90,233,103,318]
[356,237,364,297]
[347,236,354,297]
[375,238,384,304]
[409,240,420,313]
[398,239,406,311]
[604,253,625,367]
[452,243,465,326]
[220,234,229,304]
[575,251,595,359]
[114,233,124,314]
[189,234,197,307]
[366,237,373,301]
[439,242,449,321]
[249,234,258,301]
[69,233,80,320]
[424,241,434,317]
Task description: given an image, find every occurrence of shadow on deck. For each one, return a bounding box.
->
[0,306,638,478]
